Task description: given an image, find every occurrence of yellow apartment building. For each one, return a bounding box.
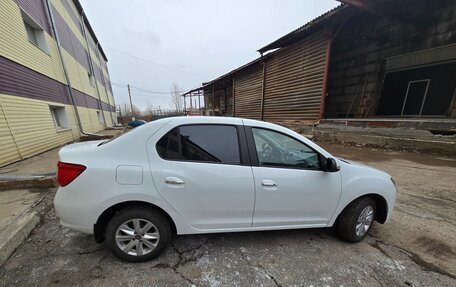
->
[0,0,116,167]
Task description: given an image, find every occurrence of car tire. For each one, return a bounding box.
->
[105,207,171,262]
[337,197,376,243]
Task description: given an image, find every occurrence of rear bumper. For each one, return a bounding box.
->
[59,221,93,234]
[54,188,95,234]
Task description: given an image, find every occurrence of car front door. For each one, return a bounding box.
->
[149,123,255,230]
[248,127,341,227]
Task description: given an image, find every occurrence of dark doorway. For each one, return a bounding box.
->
[378,62,456,117]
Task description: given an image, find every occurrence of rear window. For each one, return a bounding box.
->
[156,125,241,165]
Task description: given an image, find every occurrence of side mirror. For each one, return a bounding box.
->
[325,158,340,172]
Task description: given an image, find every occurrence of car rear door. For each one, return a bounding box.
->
[148,123,255,230]
[247,127,341,227]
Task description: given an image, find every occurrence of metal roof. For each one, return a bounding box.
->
[181,86,204,96]
[72,0,108,61]
[181,56,267,96]
[257,4,346,54]
[181,3,351,96]
[203,56,265,86]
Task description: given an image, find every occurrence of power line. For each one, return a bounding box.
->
[112,83,180,94]
[125,91,173,99]
[105,46,208,78]
[131,85,186,95]
[112,83,192,95]
[112,84,179,99]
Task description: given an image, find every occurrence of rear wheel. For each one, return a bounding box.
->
[105,207,171,262]
[337,197,376,243]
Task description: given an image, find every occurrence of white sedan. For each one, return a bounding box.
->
[54,116,396,262]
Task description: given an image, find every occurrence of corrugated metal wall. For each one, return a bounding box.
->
[226,32,329,122]
[234,64,263,119]
[263,32,328,122]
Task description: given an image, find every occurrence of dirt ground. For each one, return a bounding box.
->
[0,143,455,287]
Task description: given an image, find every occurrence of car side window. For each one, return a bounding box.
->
[156,127,180,160]
[156,125,241,165]
[252,128,320,169]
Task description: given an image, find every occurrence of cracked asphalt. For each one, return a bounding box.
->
[0,143,455,287]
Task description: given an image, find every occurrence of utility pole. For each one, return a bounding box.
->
[127,84,134,120]
[190,93,193,115]
[198,90,201,115]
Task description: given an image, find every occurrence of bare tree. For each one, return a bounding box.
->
[143,102,155,116]
[170,82,184,112]
[121,102,141,118]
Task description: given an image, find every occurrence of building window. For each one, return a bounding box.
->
[96,110,104,124]
[21,11,49,53]
[50,106,70,129]
[25,22,38,45]
[88,72,96,87]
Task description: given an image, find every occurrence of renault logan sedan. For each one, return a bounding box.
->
[54,116,396,262]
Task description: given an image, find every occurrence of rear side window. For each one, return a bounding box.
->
[156,125,241,165]
[156,127,180,159]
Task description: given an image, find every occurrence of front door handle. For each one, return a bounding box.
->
[261,180,277,187]
[165,177,185,184]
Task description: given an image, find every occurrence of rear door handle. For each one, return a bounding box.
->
[261,180,277,187]
[165,177,185,184]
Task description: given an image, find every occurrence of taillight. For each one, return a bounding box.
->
[57,161,86,187]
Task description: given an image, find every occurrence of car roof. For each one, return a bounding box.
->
[167,116,243,125]
[166,116,280,129]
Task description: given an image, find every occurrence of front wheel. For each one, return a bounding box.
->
[105,207,171,262]
[337,197,376,243]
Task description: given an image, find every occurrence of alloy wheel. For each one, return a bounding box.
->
[355,205,374,237]
[115,218,160,256]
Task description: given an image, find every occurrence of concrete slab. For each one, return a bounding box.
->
[0,190,40,229]
[296,124,456,155]
[0,147,60,177]
[0,189,43,265]
[0,176,55,191]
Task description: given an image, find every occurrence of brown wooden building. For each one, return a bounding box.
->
[185,0,456,130]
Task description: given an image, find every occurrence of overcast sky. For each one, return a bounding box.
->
[79,0,339,112]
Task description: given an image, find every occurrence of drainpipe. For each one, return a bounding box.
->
[80,12,107,128]
[212,85,215,114]
[319,39,332,120]
[95,42,115,125]
[260,53,266,120]
[232,78,236,117]
[45,0,84,134]
[97,43,116,123]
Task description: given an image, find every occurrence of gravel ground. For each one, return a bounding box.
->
[0,143,455,287]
